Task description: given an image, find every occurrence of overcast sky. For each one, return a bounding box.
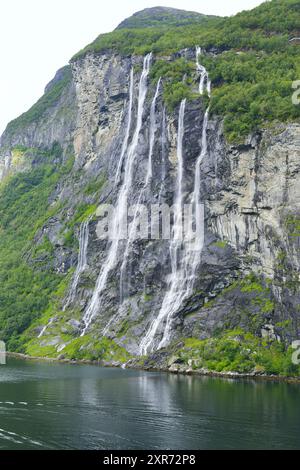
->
[0,0,265,135]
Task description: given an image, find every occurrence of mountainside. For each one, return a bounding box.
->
[1,0,300,377]
[116,7,215,29]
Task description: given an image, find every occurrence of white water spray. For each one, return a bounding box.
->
[140,99,186,355]
[118,77,161,303]
[140,48,211,354]
[81,54,152,336]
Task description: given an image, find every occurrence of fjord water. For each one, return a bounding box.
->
[0,358,299,450]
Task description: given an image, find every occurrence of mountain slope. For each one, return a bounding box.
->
[116,6,216,29]
[0,66,76,151]
[0,0,300,376]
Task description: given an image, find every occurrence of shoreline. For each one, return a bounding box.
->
[7,352,300,384]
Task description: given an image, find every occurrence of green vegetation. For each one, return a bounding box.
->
[150,58,200,110]
[84,174,107,196]
[0,146,72,350]
[73,1,300,58]
[201,49,300,141]
[116,6,214,30]
[31,236,55,267]
[26,334,131,363]
[72,0,300,141]
[285,214,300,237]
[59,202,97,251]
[204,274,275,321]
[212,240,229,249]
[67,203,97,228]
[62,336,131,362]
[178,329,300,376]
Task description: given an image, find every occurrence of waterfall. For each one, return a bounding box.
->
[115,68,134,187]
[38,317,54,339]
[192,45,210,258]
[140,99,187,355]
[190,108,209,253]
[63,219,90,312]
[119,77,161,303]
[140,48,211,354]
[81,53,152,336]
[158,107,167,203]
[196,46,211,97]
[146,78,162,185]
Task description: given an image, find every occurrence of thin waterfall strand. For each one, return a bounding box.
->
[81,53,152,336]
[115,68,134,187]
[196,46,211,97]
[140,99,186,355]
[158,107,167,203]
[159,108,210,348]
[38,317,54,339]
[146,78,161,185]
[63,219,90,312]
[118,77,161,303]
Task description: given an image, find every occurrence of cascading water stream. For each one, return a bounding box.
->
[118,77,161,303]
[158,107,167,203]
[38,317,54,339]
[140,99,187,355]
[196,46,211,97]
[39,218,91,338]
[81,53,152,336]
[63,219,90,312]
[157,51,211,350]
[146,78,162,185]
[158,109,209,350]
[140,48,211,354]
[114,68,134,187]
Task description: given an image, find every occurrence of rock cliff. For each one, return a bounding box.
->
[0,4,300,375]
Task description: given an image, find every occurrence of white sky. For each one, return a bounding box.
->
[0,0,265,135]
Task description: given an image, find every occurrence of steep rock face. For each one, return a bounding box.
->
[208,124,300,279]
[0,47,299,364]
[71,54,133,168]
[185,121,300,347]
[0,66,77,180]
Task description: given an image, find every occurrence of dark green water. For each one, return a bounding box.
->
[0,357,299,449]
